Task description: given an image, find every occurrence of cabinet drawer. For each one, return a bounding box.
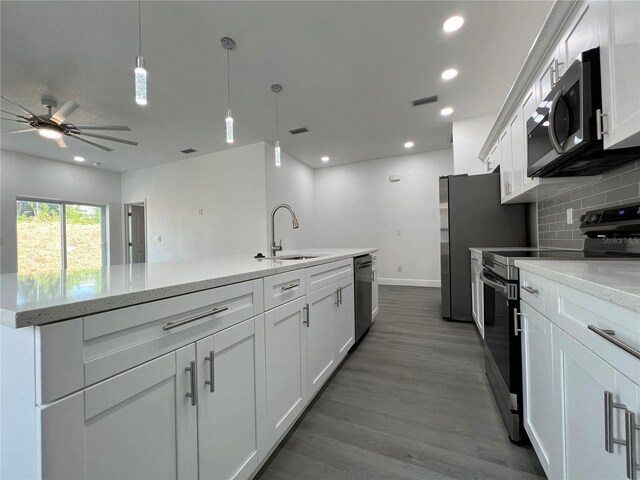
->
[35,279,263,405]
[263,269,306,311]
[520,270,558,322]
[305,259,353,293]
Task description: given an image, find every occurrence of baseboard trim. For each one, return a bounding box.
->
[377,278,441,288]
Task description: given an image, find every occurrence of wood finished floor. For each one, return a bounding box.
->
[256,285,545,480]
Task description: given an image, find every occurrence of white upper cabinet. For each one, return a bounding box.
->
[597,0,640,149]
[560,2,598,68]
[521,87,541,192]
[538,47,562,102]
[499,127,512,201]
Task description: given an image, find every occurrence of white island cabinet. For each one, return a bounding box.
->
[1,251,369,480]
[517,262,640,480]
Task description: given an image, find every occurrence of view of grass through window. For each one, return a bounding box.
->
[17,200,103,275]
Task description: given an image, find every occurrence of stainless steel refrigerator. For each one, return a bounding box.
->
[440,173,526,322]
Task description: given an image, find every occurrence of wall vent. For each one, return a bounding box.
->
[411,95,438,107]
[289,127,309,135]
[181,148,197,154]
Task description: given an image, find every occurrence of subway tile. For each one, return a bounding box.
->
[539,224,550,232]
[557,230,573,239]
[549,222,565,231]
[571,185,594,200]
[563,239,584,250]
[542,231,557,240]
[619,168,640,187]
[541,198,555,210]
[605,160,639,177]
[605,184,640,203]
[549,204,563,215]
[593,175,621,193]
[544,239,566,248]
[554,192,573,205]
[581,193,606,208]
[541,214,556,224]
[573,230,586,240]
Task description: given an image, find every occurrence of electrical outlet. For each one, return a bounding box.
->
[397,266,402,273]
[566,208,573,225]
[153,235,162,242]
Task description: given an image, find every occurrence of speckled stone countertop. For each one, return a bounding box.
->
[515,259,640,313]
[468,246,565,254]
[0,248,376,328]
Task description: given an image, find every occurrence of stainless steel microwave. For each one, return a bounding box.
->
[527,48,640,177]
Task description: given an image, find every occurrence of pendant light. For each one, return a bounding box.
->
[134,0,147,106]
[271,84,282,166]
[221,37,236,144]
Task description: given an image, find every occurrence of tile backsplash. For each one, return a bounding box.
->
[537,159,640,249]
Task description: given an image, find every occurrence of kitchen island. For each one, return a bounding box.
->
[0,248,376,480]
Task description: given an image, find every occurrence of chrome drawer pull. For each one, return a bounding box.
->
[204,350,215,393]
[589,325,640,360]
[625,411,640,479]
[335,289,340,306]
[522,286,539,295]
[185,361,197,406]
[605,391,628,453]
[281,282,299,291]
[163,306,229,331]
[339,286,343,305]
[303,304,310,327]
[513,308,524,336]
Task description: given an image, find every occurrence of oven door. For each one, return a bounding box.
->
[527,55,589,177]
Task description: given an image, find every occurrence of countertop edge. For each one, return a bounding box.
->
[514,259,640,313]
[2,248,378,329]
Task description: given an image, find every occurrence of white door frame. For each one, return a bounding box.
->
[124,200,147,264]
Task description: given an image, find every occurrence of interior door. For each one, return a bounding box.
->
[198,317,259,480]
[37,348,198,480]
[128,204,146,263]
[306,283,336,399]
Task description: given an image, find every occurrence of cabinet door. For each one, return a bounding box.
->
[263,298,307,450]
[38,348,198,480]
[499,128,512,201]
[306,283,336,399]
[598,0,640,149]
[556,328,630,479]
[334,275,355,362]
[197,318,260,480]
[538,49,559,101]
[372,263,379,320]
[521,87,540,191]
[520,303,560,479]
[560,2,598,67]
[509,111,524,197]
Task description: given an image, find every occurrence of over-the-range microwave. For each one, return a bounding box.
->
[527,47,640,178]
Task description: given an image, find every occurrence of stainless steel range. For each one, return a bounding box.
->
[481,202,640,444]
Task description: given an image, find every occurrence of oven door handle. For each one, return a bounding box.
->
[548,88,564,154]
[480,271,508,296]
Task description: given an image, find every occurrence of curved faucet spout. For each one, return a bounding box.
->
[270,204,299,256]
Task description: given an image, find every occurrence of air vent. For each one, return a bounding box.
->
[289,127,309,135]
[181,148,197,154]
[411,95,438,107]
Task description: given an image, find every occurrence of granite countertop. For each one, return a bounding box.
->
[514,259,640,313]
[0,248,377,328]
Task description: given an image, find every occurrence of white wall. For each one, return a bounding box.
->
[121,142,268,262]
[313,149,454,286]
[264,143,315,253]
[452,113,496,175]
[0,149,123,273]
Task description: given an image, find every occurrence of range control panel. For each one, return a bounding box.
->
[580,203,640,226]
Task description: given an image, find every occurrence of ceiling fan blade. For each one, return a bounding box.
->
[56,137,67,148]
[50,100,79,124]
[69,133,113,152]
[1,117,23,121]
[0,109,29,120]
[73,125,131,131]
[79,132,138,146]
[1,128,33,134]
[0,94,40,119]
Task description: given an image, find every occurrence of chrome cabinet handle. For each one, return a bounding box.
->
[185,361,197,406]
[597,108,608,140]
[625,411,639,479]
[589,325,640,360]
[303,304,310,327]
[335,289,340,306]
[605,391,628,453]
[204,350,215,393]
[522,286,539,295]
[281,282,299,291]
[163,306,229,331]
[339,287,343,305]
[548,89,564,154]
[513,308,524,336]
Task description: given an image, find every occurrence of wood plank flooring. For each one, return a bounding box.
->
[256,285,545,480]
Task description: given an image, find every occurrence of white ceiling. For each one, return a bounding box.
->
[1,1,552,172]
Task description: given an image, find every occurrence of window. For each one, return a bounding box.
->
[17,199,106,275]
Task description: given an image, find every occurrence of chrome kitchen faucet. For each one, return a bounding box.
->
[270,204,299,257]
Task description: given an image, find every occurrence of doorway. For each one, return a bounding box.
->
[125,202,146,264]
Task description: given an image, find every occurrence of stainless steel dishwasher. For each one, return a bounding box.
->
[354,254,373,343]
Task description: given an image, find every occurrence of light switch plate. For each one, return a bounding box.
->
[566,208,573,225]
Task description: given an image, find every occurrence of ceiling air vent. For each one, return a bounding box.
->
[411,95,438,107]
[289,127,309,135]
[181,148,197,154]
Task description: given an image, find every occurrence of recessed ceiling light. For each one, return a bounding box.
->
[404,141,415,149]
[93,162,101,166]
[321,156,330,162]
[440,107,454,116]
[443,16,464,33]
[73,156,85,162]
[441,68,458,80]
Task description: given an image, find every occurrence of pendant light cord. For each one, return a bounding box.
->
[138,0,142,56]
[275,91,279,141]
[227,49,231,111]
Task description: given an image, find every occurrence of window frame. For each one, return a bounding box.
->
[16,197,107,271]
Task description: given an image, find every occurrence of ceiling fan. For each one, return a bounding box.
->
[0,94,138,152]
